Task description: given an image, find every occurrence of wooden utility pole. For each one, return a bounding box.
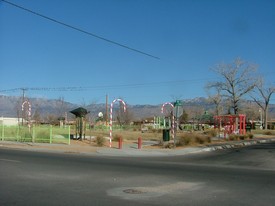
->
[105,94,108,126]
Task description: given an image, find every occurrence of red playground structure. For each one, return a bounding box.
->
[214,114,246,138]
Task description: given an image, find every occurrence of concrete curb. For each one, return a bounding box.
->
[206,138,275,151]
[94,138,275,157]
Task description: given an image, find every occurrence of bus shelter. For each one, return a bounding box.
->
[70,107,89,140]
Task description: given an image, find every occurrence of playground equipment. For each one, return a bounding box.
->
[109,98,126,147]
[153,116,171,129]
[161,102,175,140]
[22,100,31,129]
[214,114,246,138]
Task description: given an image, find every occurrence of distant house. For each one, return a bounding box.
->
[0,117,23,126]
[267,119,275,130]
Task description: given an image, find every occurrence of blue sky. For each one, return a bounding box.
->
[1,0,274,105]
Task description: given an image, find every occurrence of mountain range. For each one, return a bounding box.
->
[1,95,274,121]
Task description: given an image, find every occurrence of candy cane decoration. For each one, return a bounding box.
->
[22,100,31,127]
[161,102,174,139]
[109,98,126,147]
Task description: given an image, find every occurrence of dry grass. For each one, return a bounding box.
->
[75,128,259,149]
[228,133,254,141]
[86,129,162,141]
[252,129,275,136]
[113,134,123,142]
[177,132,212,147]
[203,129,218,137]
[95,135,106,147]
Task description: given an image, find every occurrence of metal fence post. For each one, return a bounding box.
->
[68,126,70,145]
[32,125,35,143]
[50,125,53,144]
[1,124,4,141]
[16,125,19,142]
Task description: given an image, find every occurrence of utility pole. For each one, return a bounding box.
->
[105,94,108,126]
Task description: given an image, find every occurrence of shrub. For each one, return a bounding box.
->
[195,135,211,144]
[252,130,275,136]
[264,131,273,135]
[239,135,245,140]
[151,128,157,133]
[177,132,212,146]
[178,135,192,146]
[95,135,106,147]
[150,128,162,133]
[195,136,205,144]
[163,142,174,149]
[247,133,254,139]
[205,136,212,143]
[228,133,254,141]
[229,134,239,141]
[203,129,218,137]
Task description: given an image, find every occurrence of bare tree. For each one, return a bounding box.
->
[251,78,275,130]
[186,105,204,130]
[33,107,41,124]
[45,114,58,125]
[57,97,67,118]
[207,58,258,114]
[239,100,259,121]
[86,99,98,124]
[205,87,223,115]
[179,109,188,124]
[116,101,133,126]
[15,99,22,124]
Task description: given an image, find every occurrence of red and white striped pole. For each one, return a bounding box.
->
[161,102,174,140]
[22,100,31,128]
[109,98,126,148]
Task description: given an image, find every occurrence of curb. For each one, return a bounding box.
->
[207,138,275,151]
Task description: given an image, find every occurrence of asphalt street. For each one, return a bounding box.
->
[1,142,275,206]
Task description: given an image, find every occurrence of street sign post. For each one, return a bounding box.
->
[173,100,182,148]
[174,100,182,107]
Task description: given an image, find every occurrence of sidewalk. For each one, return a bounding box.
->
[95,137,275,157]
[1,137,275,157]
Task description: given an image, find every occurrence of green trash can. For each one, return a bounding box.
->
[163,129,170,141]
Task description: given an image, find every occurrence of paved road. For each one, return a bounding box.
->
[1,142,275,206]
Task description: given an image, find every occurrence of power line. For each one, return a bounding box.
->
[1,0,160,60]
[0,78,216,93]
